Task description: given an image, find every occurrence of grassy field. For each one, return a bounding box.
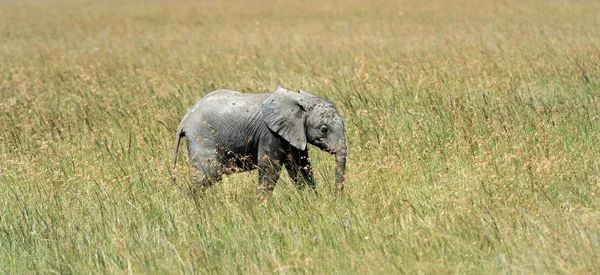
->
[1,0,600,273]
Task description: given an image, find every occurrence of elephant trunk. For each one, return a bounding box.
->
[334,140,347,196]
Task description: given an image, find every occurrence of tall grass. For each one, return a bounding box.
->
[1,0,599,273]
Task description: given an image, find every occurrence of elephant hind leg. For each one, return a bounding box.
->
[189,162,222,196]
[186,138,223,197]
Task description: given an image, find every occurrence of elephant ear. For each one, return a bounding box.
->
[262,87,313,150]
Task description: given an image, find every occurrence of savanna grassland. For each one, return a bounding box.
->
[1,0,600,273]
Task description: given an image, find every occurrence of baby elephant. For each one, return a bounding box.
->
[172,87,347,198]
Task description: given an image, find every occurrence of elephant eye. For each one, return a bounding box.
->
[320,125,328,134]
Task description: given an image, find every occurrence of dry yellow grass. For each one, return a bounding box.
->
[1,0,599,273]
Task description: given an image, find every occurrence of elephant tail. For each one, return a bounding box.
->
[171,127,185,184]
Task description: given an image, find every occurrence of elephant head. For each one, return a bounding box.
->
[263,87,347,194]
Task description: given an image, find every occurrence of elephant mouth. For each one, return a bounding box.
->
[325,147,344,154]
[310,138,346,155]
[310,139,334,153]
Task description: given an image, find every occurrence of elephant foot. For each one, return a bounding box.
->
[257,183,275,202]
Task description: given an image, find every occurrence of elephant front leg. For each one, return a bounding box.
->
[285,149,316,193]
[257,155,283,201]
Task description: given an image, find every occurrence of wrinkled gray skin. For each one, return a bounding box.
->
[172,87,347,198]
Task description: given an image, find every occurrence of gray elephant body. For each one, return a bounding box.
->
[172,87,347,197]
